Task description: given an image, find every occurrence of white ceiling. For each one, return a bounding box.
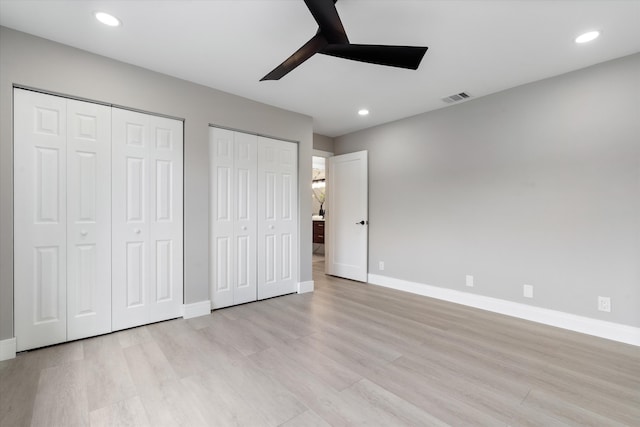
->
[1,0,639,137]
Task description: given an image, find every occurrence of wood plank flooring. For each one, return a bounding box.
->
[1,260,639,426]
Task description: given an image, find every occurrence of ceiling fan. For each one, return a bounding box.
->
[260,0,429,81]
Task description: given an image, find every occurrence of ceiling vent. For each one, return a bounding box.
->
[442,92,471,104]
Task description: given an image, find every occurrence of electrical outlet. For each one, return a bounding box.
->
[598,296,611,312]
[379,261,385,271]
[523,284,533,298]
[465,275,474,287]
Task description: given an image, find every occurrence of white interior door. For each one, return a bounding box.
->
[326,150,368,282]
[66,99,112,341]
[112,108,183,331]
[209,128,258,309]
[14,89,68,351]
[257,137,298,299]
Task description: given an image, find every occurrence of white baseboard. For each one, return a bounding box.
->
[298,280,314,294]
[182,300,211,319]
[368,274,640,347]
[0,337,16,361]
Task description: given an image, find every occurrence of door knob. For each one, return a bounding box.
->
[356,220,367,225]
[134,228,141,234]
[80,230,88,236]
[241,226,247,231]
[269,225,275,230]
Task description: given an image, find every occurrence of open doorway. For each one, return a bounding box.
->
[312,151,331,264]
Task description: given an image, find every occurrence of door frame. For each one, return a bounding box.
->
[312,150,333,255]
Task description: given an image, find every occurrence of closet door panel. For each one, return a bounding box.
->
[14,89,68,351]
[278,144,297,284]
[257,137,298,300]
[210,128,235,308]
[66,99,112,340]
[148,115,183,321]
[232,132,257,305]
[112,109,150,329]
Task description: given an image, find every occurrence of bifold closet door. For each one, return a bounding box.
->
[14,89,111,351]
[66,99,112,340]
[112,108,183,331]
[257,136,298,300]
[210,128,258,309]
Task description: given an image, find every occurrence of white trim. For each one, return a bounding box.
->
[182,300,211,319]
[368,274,640,347]
[0,337,17,361]
[312,149,333,157]
[298,280,314,294]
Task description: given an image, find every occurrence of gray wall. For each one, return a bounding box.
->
[335,53,640,327]
[0,27,314,341]
[313,133,335,152]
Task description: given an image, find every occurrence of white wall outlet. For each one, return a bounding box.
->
[523,284,533,298]
[379,261,385,271]
[465,275,474,287]
[598,296,611,312]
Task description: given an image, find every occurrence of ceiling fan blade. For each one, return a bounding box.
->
[261,33,328,81]
[320,44,428,70]
[304,0,349,44]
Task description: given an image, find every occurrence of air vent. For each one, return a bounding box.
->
[442,92,471,104]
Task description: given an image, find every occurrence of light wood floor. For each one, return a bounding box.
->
[1,261,639,426]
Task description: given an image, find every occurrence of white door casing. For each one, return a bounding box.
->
[257,136,298,299]
[66,99,112,341]
[112,108,183,331]
[326,150,368,282]
[209,127,258,309]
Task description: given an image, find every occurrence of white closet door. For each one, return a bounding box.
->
[231,131,258,305]
[14,89,68,351]
[66,99,112,340]
[257,137,298,300]
[112,108,183,331]
[209,128,257,309]
[149,114,184,322]
[210,128,234,308]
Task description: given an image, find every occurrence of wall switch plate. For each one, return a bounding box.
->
[379,261,384,271]
[598,296,611,312]
[466,275,474,287]
[523,284,533,298]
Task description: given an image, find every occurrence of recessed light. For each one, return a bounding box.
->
[358,109,369,116]
[575,30,600,44]
[95,12,121,27]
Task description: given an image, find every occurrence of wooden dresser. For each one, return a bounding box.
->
[313,220,325,244]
